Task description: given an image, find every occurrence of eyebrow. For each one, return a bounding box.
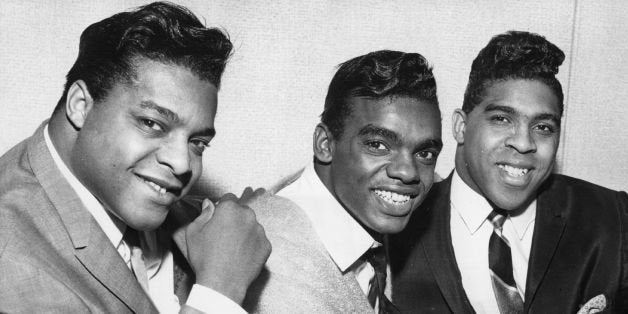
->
[419,138,444,151]
[484,104,561,125]
[138,100,216,137]
[358,124,443,150]
[139,100,180,123]
[484,104,516,115]
[358,125,400,144]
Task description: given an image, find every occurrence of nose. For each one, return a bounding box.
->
[387,152,421,184]
[155,137,192,176]
[505,125,537,154]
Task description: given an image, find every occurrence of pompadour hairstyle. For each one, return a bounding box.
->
[321,50,439,139]
[54,1,232,112]
[462,30,565,114]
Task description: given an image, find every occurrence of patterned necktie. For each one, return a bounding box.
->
[488,210,524,314]
[366,246,400,314]
[124,228,150,294]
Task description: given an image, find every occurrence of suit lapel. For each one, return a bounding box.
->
[28,123,155,312]
[74,228,154,311]
[524,176,567,311]
[421,176,475,313]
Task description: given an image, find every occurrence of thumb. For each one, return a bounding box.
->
[199,198,216,222]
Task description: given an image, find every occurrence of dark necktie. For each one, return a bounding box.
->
[366,246,400,314]
[488,210,524,314]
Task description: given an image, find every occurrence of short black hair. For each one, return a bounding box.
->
[54,1,232,112]
[321,50,439,139]
[462,30,565,114]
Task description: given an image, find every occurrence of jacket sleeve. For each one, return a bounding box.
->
[617,190,628,312]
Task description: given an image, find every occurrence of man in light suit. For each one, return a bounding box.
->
[0,2,271,313]
[243,50,443,313]
[391,31,628,313]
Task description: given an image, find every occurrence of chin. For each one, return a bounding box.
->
[372,219,409,235]
[492,193,533,212]
[125,212,169,231]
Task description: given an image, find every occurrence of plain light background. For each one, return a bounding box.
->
[1,0,626,198]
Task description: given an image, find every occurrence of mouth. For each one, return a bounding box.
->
[497,163,530,177]
[143,179,168,195]
[372,189,413,206]
[135,173,182,199]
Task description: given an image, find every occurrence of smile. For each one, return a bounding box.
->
[498,164,530,177]
[143,179,168,195]
[373,189,411,206]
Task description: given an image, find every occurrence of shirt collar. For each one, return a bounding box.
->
[278,163,378,272]
[451,169,536,240]
[44,124,126,248]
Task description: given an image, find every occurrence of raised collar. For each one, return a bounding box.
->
[278,163,379,272]
[450,169,536,240]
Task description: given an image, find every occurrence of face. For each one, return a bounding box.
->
[454,79,561,211]
[70,59,217,230]
[316,96,442,234]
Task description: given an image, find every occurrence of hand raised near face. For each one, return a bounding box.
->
[183,187,271,305]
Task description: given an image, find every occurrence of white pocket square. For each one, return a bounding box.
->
[577,294,606,314]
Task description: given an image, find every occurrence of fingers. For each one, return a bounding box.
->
[218,193,238,203]
[240,187,254,199]
[238,186,267,204]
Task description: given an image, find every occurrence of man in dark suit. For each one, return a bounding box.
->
[0,2,270,313]
[391,31,628,313]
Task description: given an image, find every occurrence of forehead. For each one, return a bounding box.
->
[476,79,561,117]
[107,59,218,122]
[344,96,441,138]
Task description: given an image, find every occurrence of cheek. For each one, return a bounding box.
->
[418,167,435,187]
[538,139,559,163]
[189,155,203,179]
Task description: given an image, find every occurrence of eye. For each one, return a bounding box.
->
[533,123,556,135]
[490,115,510,124]
[365,141,389,153]
[190,138,211,154]
[416,150,439,164]
[139,118,165,133]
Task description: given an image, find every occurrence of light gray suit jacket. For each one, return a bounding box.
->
[243,193,373,313]
[0,123,195,313]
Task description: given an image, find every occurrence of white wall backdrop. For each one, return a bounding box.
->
[1,0,625,197]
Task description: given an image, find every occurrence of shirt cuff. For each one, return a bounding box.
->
[186,284,247,314]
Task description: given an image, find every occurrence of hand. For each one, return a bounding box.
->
[183,187,271,305]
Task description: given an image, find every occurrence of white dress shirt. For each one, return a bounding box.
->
[450,170,536,314]
[278,164,391,312]
[44,124,244,314]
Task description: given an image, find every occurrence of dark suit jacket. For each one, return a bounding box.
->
[390,173,628,313]
[0,122,196,313]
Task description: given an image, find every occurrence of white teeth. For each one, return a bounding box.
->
[145,180,166,195]
[498,164,529,177]
[373,189,410,205]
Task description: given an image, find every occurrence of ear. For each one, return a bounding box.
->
[65,80,94,129]
[452,109,467,145]
[313,123,334,163]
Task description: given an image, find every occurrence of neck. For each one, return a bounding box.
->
[48,111,78,173]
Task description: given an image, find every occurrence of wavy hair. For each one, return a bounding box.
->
[321,50,439,139]
[462,30,565,114]
[55,1,232,111]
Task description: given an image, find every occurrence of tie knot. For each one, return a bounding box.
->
[488,210,507,230]
[366,246,387,273]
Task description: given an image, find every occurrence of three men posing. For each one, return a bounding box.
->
[0,2,626,314]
